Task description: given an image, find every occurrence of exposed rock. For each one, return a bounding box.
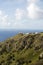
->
[39,52,43,60]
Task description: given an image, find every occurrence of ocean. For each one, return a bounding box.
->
[0,30,43,42]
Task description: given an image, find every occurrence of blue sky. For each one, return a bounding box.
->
[0,0,43,30]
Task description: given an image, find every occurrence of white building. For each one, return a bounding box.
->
[35,32,38,34]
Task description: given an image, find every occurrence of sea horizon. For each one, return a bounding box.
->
[0,29,43,42]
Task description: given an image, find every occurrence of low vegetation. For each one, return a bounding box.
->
[0,32,43,65]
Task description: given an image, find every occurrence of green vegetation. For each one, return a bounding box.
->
[0,32,43,65]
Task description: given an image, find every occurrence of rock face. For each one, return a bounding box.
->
[0,32,43,65]
[39,52,43,60]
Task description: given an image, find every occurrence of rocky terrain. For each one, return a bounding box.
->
[0,32,43,65]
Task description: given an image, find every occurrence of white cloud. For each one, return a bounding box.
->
[0,0,43,30]
[15,8,24,20]
[2,15,8,22]
[27,0,43,19]
[0,10,10,29]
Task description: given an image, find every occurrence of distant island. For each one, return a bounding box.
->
[0,32,43,65]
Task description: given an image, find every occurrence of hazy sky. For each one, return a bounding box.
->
[0,0,43,30]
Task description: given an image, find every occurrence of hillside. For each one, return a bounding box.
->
[0,32,43,65]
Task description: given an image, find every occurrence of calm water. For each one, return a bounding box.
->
[0,30,43,42]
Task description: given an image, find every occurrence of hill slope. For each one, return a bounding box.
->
[0,32,43,65]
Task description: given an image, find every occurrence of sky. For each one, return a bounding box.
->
[0,0,43,30]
